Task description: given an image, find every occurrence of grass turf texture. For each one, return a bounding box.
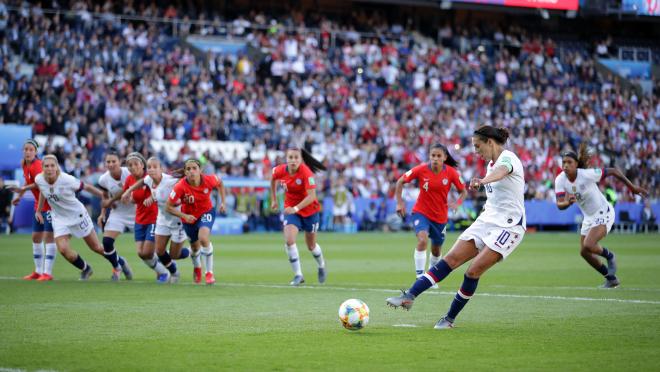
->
[0,232,659,371]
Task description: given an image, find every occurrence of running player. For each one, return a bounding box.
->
[270,148,327,286]
[166,159,226,285]
[122,157,191,283]
[97,150,133,281]
[387,126,526,329]
[105,152,169,282]
[555,144,648,288]
[21,155,114,280]
[395,144,467,280]
[10,140,56,281]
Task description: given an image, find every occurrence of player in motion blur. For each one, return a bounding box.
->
[122,157,191,283]
[270,148,327,286]
[386,126,526,329]
[555,144,648,288]
[395,144,467,280]
[167,159,226,285]
[11,140,56,281]
[105,152,169,282]
[97,150,133,281]
[14,155,114,280]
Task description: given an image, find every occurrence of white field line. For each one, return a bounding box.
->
[2,276,660,305]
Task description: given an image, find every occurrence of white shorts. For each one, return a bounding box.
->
[333,203,349,217]
[154,222,188,243]
[458,218,525,260]
[104,211,135,233]
[581,205,615,236]
[53,212,94,239]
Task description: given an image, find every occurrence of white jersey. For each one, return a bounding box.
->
[34,172,87,220]
[554,168,609,217]
[144,173,181,227]
[98,167,135,218]
[478,150,526,228]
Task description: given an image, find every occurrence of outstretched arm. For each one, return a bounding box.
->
[604,168,648,197]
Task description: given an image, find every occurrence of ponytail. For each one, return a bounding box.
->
[290,148,326,173]
[430,144,459,168]
[576,142,592,169]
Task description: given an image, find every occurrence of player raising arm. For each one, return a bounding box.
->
[387,126,526,329]
[555,144,648,288]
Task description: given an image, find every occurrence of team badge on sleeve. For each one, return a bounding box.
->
[169,190,176,199]
[308,177,315,185]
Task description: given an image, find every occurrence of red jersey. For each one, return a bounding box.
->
[169,174,220,219]
[123,174,158,224]
[402,164,465,223]
[272,163,320,217]
[22,159,50,212]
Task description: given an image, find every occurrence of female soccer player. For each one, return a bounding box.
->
[97,150,133,280]
[555,144,647,288]
[104,152,169,282]
[122,157,191,283]
[387,126,526,329]
[395,144,467,279]
[19,155,114,280]
[270,148,327,286]
[11,139,56,281]
[166,159,226,285]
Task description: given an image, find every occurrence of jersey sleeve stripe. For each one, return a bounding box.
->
[556,192,566,197]
[78,181,84,192]
[600,168,606,181]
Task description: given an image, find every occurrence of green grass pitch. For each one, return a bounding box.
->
[1,232,659,371]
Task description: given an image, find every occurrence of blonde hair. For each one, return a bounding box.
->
[41,154,61,177]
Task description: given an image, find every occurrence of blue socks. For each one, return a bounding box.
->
[72,255,86,271]
[599,247,614,260]
[178,247,191,260]
[446,274,480,322]
[158,251,178,274]
[102,237,120,269]
[409,259,453,297]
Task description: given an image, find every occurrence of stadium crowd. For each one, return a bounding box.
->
[0,1,657,230]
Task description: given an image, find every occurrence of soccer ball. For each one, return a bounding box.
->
[338,299,370,331]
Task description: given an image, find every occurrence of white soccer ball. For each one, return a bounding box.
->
[338,299,370,331]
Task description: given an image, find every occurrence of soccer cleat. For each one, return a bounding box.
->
[607,253,618,277]
[205,272,216,285]
[386,290,415,310]
[289,275,305,286]
[111,268,122,282]
[169,271,180,284]
[157,273,170,283]
[23,272,41,280]
[80,265,94,281]
[434,317,455,330]
[318,267,327,284]
[193,267,202,284]
[37,273,53,281]
[602,278,620,289]
[431,283,439,289]
[120,259,133,280]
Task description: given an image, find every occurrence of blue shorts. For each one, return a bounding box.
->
[283,212,320,233]
[412,213,446,246]
[134,223,156,242]
[32,211,53,233]
[183,209,215,244]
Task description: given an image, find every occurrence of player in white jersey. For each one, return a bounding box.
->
[97,150,134,281]
[555,144,648,288]
[21,155,118,280]
[387,126,526,329]
[122,157,192,283]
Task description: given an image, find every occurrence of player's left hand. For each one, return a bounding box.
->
[448,201,459,211]
[470,178,482,190]
[631,186,649,198]
[6,185,21,193]
[283,207,296,215]
[218,203,226,214]
[143,197,154,207]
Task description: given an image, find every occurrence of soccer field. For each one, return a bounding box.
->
[1,232,659,371]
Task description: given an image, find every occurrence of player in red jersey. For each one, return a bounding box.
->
[167,159,226,285]
[11,139,56,281]
[396,144,467,280]
[270,148,327,286]
[104,152,169,282]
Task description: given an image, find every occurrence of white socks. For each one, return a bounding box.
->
[44,243,56,275]
[201,243,214,274]
[414,250,426,277]
[144,255,169,275]
[286,243,302,276]
[429,254,441,269]
[311,244,325,268]
[32,243,44,274]
[191,249,202,268]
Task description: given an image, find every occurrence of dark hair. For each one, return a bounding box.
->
[184,158,202,168]
[288,148,326,173]
[430,144,458,168]
[562,143,592,169]
[473,125,509,145]
[104,148,120,161]
[126,152,147,169]
[24,139,39,150]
